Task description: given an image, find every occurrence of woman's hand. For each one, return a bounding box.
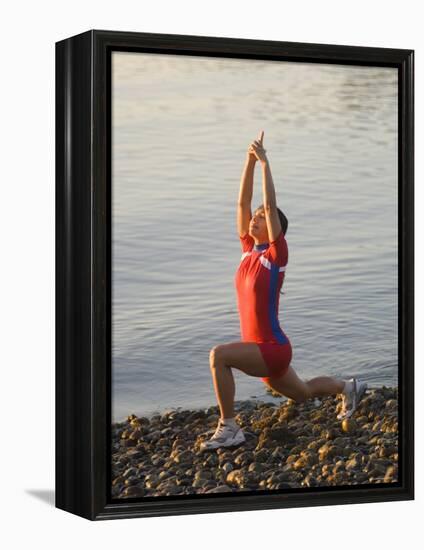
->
[248,130,268,165]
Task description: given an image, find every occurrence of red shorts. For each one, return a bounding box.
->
[257,340,292,381]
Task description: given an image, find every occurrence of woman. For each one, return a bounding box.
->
[200,131,367,451]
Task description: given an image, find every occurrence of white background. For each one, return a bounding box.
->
[0,1,420,547]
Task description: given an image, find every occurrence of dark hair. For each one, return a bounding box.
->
[256,204,288,236]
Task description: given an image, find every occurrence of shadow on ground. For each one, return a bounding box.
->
[26,490,55,507]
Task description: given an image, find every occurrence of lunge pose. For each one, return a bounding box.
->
[200,131,367,451]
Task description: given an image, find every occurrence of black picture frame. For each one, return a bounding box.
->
[55,29,414,521]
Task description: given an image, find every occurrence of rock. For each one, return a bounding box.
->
[121,485,145,498]
[379,445,397,458]
[354,472,369,483]
[205,485,233,493]
[372,420,384,432]
[122,438,137,448]
[311,424,323,436]
[318,443,337,461]
[112,475,124,486]
[254,449,269,463]
[333,460,346,473]
[192,478,209,488]
[293,457,308,471]
[221,462,234,474]
[173,450,194,464]
[194,470,213,481]
[274,482,295,490]
[384,465,398,482]
[203,453,219,467]
[207,414,220,425]
[269,426,296,444]
[226,469,243,486]
[234,451,254,467]
[144,475,159,489]
[345,457,360,471]
[323,428,338,440]
[341,418,357,433]
[123,467,138,478]
[307,440,322,451]
[270,445,285,458]
[248,462,266,474]
[302,474,318,487]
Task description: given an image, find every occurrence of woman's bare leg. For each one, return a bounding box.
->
[263,365,345,402]
[209,342,346,420]
[307,375,345,398]
[209,342,269,420]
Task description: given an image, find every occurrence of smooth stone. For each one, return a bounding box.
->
[354,472,369,483]
[234,451,254,466]
[302,475,318,487]
[226,469,243,486]
[173,450,194,464]
[384,465,398,482]
[247,462,265,474]
[203,453,219,466]
[122,439,137,448]
[191,478,209,488]
[318,444,337,461]
[333,460,346,473]
[221,462,234,474]
[194,470,213,481]
[341,418,358,433]
[123,467,138,478]
[112,476,124,486]
[345,457,360,471]
[121,485,145,498]
[205,485,233,493]
[293,457,308,471]
[254,449,269,463]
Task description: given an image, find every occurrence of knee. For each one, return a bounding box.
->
[209,345,225,368]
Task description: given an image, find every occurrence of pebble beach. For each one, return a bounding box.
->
[111,386,399,499]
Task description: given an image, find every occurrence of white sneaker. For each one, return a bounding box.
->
[337,377,368,420]
[200,419,246,451]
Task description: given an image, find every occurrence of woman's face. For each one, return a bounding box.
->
[249,208,269,242]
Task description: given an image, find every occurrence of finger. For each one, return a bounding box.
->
[258,130,264,144]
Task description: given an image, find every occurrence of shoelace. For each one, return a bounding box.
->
[211,420,239,440]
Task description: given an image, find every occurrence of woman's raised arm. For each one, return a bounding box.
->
[250,131,282,242]
[261,160,282,242]
[237,149,256,237]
